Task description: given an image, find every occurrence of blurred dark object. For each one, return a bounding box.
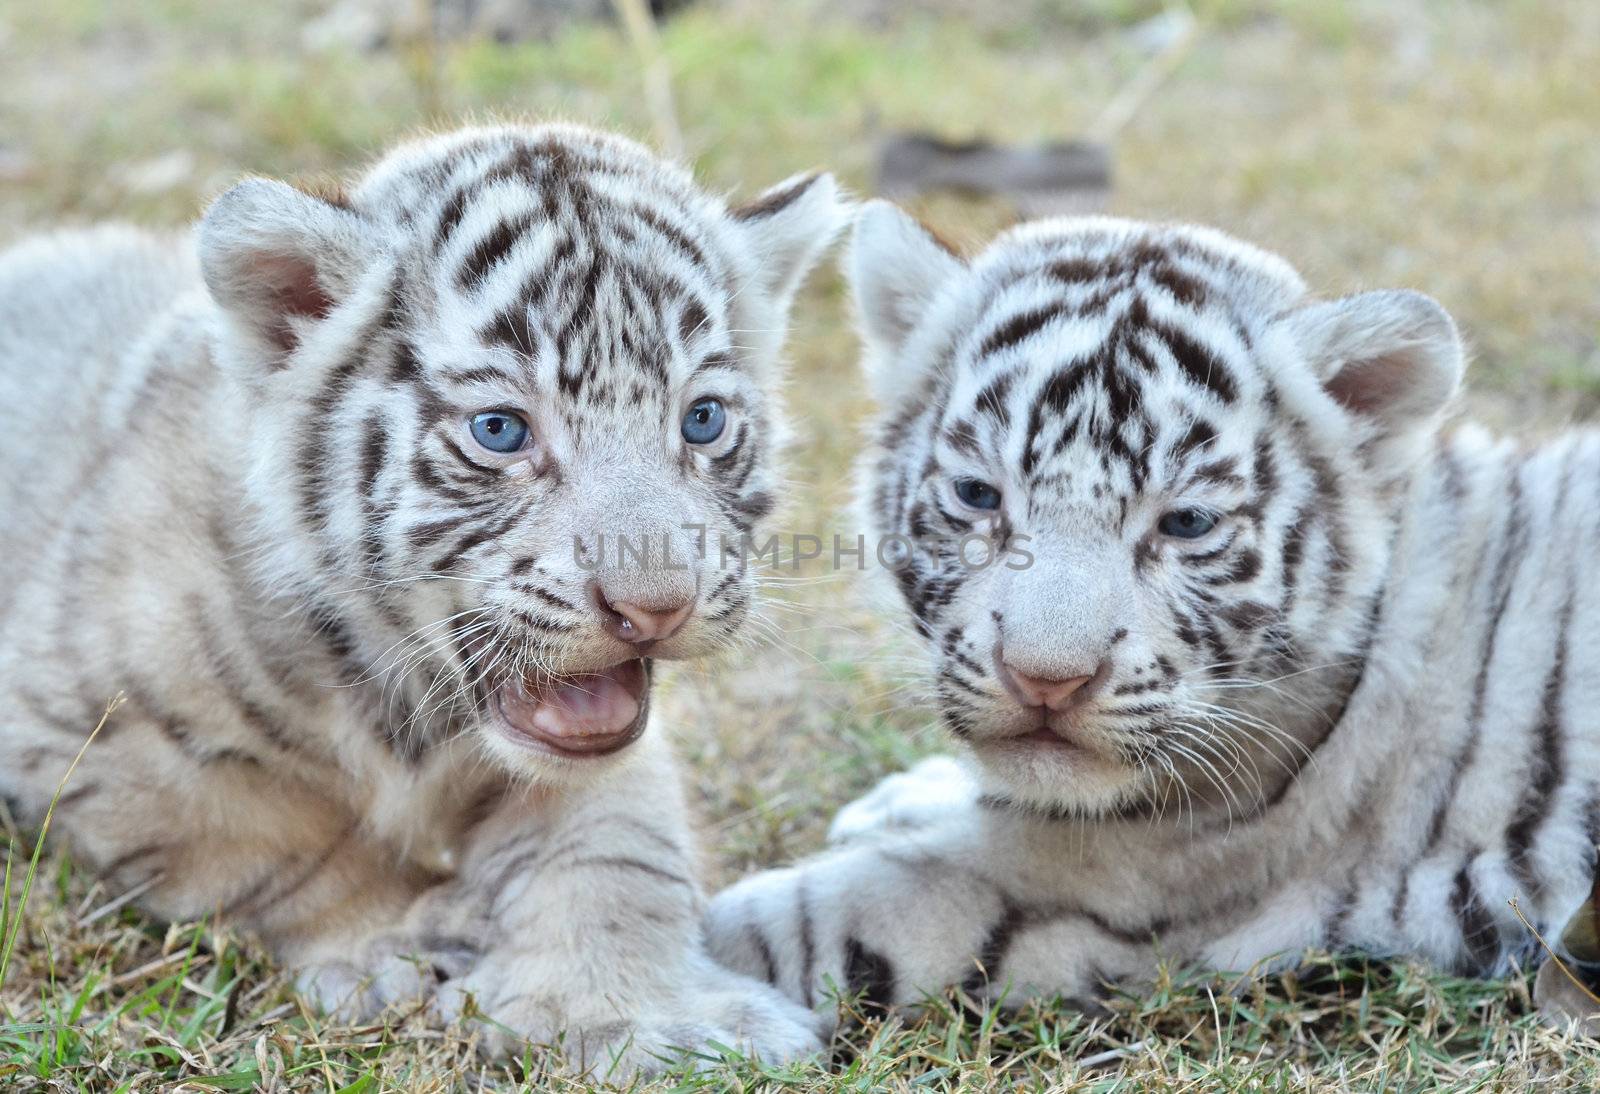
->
[876,134,1112,217]
[1533,873,1600,1036]
[305,0,694,51]
[1561,873,1600,964]
[866,6,1193,220]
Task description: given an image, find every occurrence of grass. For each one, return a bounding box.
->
[2,0,1599,1088]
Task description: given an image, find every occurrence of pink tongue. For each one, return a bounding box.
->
[529,670,641,739]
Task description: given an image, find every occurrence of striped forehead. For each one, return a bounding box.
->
[940,242,1269,494]
[390,138,737,413]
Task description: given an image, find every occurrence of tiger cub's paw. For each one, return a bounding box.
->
[827,754,978,845]
[295,934,479,1021]
[433,955,824,1076]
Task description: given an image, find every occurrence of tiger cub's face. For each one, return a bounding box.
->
[850,207,1462,817]
[198,125,846,779]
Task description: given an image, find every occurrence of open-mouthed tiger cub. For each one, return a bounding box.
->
[0,123,846,1073]
[707,204,1600,1017]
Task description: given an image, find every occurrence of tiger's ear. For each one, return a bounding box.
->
[847,201,966,406]
[729,171,851,320]
[198,178,375,364]
[1282,289,1463,460]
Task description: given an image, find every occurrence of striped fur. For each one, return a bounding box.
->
[707,205,1600,1018]
[0,124,846,1073]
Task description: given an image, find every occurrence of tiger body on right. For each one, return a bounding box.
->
[708,206,1600,1012]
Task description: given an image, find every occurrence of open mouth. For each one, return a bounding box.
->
[491,659,650,759]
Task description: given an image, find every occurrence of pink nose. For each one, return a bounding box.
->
[594,588,695,644]
[996,656,1101,711]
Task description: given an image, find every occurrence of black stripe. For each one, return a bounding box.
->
[457,213,534,288]
[731,172,819,220]
[633,205,712,274]
[430,501,528,573]
[225,827,352,920]
[436,435,492,478]
[102,843,165,877]
[54,782,101,809]
[1449,856,1501,973]
[296,277,398,544]
[1422,467,1528,853]
[432,185,471,252]
[796,874,816,1008]
[1206,548,1262,586]
[1278,504,1311,612]
[843,936,897,1010]
[977,304,1064,359]
[409,450,478,503]
[187,600,304,755]
[123,683,264,769]
[530,588,576,612]
[1148,320,1237,404]
[1323,878,1359,948]
[566,856,693,889]
[482,300,538,358]
[749,926,779,985]
[1174,417,1217,459]
[437,364,522,388]
[1505,593,1573,902]
[1147,261,1207,308]
[962,898,1025,994]
[677,299,709,346]
[389,334,422,383]
[359,413,388,500]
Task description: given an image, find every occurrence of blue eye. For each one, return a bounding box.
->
[954,478,1002,511]
[1158,508,1217,539]
[469,410,530,454]
[682,398,727,445]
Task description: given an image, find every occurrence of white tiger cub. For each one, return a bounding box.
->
[0,123,848,1073]
[707,204,1600,1016]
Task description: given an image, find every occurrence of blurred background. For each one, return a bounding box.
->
[2,2,1599,1086]
[3,0,1598,873]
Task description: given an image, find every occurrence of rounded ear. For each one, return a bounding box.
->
[847,200,966,407]
[197,178,375,364]
[729,171,851,321]
[1281,289,1463,454]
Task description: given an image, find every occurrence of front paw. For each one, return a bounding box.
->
[435,957,824,1076]
[296,934,479,1022]
[645,965,826,1071]
[828,754,977,845]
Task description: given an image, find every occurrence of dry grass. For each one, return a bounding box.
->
[3,0,1599,1088]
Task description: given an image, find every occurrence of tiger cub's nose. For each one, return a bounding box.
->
[593,585,695,644]
[995,652,1104,711]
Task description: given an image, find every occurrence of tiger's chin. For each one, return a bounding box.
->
[966,725,1152,817]
[479,658,653,779]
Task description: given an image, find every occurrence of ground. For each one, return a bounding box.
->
[2,0,1599,1089]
